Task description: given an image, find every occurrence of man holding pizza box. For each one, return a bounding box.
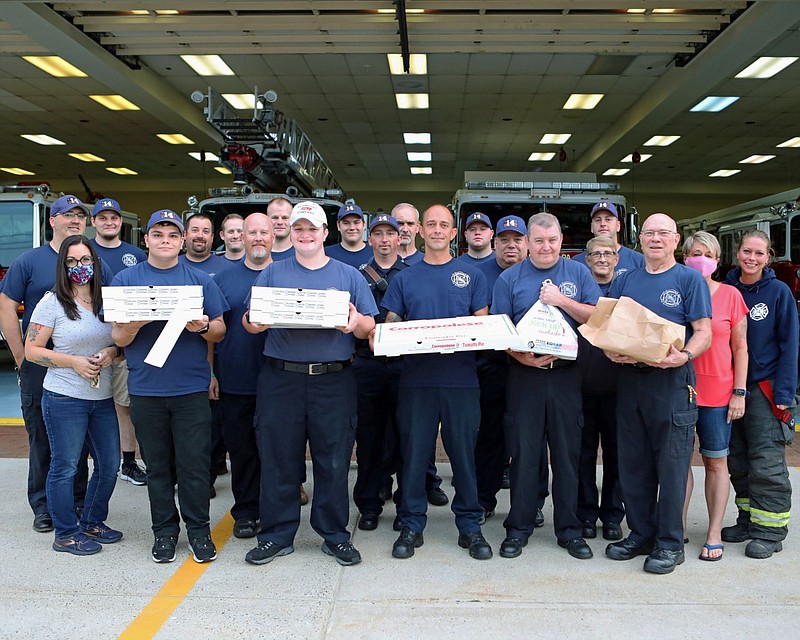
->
[491,212,601,561]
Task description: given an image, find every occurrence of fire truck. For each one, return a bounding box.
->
[450,171,637,256]
[186,87,348,244]
[0,183,141,281]
[677,188,800,307]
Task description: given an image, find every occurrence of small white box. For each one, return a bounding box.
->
[250,287,351,328]
[102,286,204,322]
[374,314,519,356]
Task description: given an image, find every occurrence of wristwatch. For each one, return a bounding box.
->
[196,322,210,335]
[732,388,748,397]
[680,349,693,363]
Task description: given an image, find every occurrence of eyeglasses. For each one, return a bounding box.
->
[54,212,88,220]
[64,256,94,267]
[640,229,676,239]
[587,251,617,259]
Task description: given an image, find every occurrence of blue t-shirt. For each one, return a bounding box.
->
[456,252,495,268]
[2,244,114,333]
[271,246,295,262]
[90,239,147,275]
[573,245,645,277]
[475,258,504,291]
[492,258,601,332]
[608,263,711,343]
[325,243,373,269]
[250,258,378,362]
[401,251,424,266]
[213,260,267,395]
[111,261,229,397]
[381,260,490,388]
[178,253,230,278]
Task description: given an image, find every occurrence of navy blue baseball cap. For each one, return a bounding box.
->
[590,201,619,218]
[92,198,122,217]
[465,212,492,229]
[146,209,184,233]
[338,202,364,221]
[50,194,90,217]
[369,214,399,233]
[496,215,527,235]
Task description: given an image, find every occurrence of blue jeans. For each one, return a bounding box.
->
[42,391,120,538]
[696,405,731,458]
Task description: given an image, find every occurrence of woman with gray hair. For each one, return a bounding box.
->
[681,230,748,561]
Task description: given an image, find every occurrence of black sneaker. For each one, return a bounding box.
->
[152,535,178,563]
[392,527,424,559]
[245,540,294,565]
[534,508,545,528]
[321,540,362,566]
[233,518,258,539]
[82,523,123,544]
[120,462,147,486]
[478,508,495,525]
[188,534,217,563]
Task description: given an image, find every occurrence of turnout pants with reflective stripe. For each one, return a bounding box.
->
[616,364,697,551]
[728,381,792,542]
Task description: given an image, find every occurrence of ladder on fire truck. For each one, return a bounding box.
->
[191,86,344,198]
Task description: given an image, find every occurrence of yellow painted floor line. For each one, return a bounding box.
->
[118,512,234,640]
[0,418,24,426]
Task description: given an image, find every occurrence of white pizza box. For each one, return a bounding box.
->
[249,286,350,328]
[374,314,519,357]
[102,286,204,322]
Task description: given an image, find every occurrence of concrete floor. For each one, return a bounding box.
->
[1,458,798,640]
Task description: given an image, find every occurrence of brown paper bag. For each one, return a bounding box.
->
[578,296,685,364]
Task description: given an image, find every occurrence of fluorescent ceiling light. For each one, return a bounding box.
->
[627,9,646,13]
[410,167,432,175]
[739,155,775,164]
[527,152,555,161]
[188,152,220,161]
[222,93,260,110]
[644,135,680,147]
[180,54,234,76]
[214,167,232,175]
[776,137,800,148]
[157,133,194,145]
[1,167,35,176]
[709,169,740,177]
[563,94,604,110]
[539,133,571,144]
[155,10,179,15]
[23,56,87,77]
[690,96,739,112]
[603,168,630,176]
[736,57,798,79]
[378,8,424,13]
[407,152,432,162]
[106,167,138,176]
[396,93,429,109]
[621,153,652,163]
[69,153,105,162]
[404,133,431,144]
[130,10,150,15]
[89,94,140,111]
[387,54,427,75]
[21,134,65,146]
[653,8,676,13]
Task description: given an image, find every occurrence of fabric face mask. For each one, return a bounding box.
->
[685,255,718,277]
[67,263,94,286]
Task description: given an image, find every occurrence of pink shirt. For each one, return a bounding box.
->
[694,283,748,407]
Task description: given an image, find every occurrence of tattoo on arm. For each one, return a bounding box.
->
[26,323,42,343]
[384,311,403,323]
[35,355,56,368]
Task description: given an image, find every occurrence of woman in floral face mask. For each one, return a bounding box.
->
[24,235,123,556]
[680,231,749,561]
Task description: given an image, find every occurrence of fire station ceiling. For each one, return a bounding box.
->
[0,1,799,214]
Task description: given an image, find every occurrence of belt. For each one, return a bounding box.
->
[632,362,652,369]
[266,356,352,376]
[356,348,400,362]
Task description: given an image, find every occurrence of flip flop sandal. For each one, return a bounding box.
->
[699,542,724,562]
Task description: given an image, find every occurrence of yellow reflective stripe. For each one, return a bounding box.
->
[735,498,750,512]
[750,507,790,527]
